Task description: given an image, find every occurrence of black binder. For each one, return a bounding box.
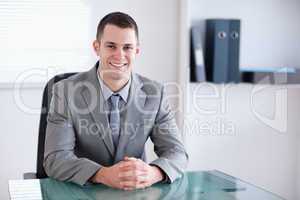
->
[205,19,241,83]
[228,20,240,82]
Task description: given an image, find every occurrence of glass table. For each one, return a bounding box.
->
[38,171,284,200]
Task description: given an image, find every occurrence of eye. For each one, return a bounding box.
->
[106,44,116,49]
[124,46,133,51]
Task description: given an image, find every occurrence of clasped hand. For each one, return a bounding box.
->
[92,156,164,190]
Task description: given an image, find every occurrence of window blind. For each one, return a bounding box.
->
[0,0,92,83]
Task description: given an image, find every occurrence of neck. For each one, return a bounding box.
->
[103,78,128,92]
[98,70,129,92]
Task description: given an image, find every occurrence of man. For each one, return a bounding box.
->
[44,12,188,190]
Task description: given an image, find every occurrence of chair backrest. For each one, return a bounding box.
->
[36,73,77,178]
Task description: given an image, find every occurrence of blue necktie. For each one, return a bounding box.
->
[109,94,120,148]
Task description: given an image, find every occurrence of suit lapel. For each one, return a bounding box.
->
[80,65,115,157]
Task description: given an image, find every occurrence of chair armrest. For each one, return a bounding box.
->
[23,172,37,179]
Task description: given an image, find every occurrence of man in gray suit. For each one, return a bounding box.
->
[44,12,188,190]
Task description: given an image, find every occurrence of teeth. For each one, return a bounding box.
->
[111,62,126,67]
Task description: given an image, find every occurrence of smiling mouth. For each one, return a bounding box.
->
[109,62,128,68]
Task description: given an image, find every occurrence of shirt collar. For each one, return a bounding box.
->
[97,71,131,103]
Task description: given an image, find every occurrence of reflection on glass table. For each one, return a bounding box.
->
[39,170,283,200]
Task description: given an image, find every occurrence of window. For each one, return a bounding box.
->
[0,0,92,83]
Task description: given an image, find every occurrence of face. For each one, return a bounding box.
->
[93,24,139,83]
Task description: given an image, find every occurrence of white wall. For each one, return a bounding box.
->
[0,87,43,200]
[185,1,300,199]
[188,0,300,68]
[0,1,180,200]
[184,83,300,200]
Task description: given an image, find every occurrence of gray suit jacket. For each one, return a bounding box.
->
[43,64,188,186]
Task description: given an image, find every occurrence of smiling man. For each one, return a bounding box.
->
[43,12,188,190]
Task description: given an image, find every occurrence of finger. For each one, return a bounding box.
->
[137,181,151,189]
[119,169,148,176]
[123,156,134,160]
[120,161,148,172]
[116,160,128,168]
[124,157,138,161]
[120,179,149,190]
[120,166,148,174]
[119,170,148,180]
[119,160,134,168]
[118,160,135,170]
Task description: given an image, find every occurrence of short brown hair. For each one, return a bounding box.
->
[96,12,139,41]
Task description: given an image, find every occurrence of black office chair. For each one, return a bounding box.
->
[24,73,77,179]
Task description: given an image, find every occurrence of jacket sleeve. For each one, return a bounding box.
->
[43,82,101,185]
[150,85,189,183]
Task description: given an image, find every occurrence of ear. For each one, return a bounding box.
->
[135,46,140,55]
[92,40,100,55]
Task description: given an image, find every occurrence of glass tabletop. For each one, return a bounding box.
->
[40,171,284,200]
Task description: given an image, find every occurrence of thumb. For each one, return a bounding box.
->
[124,156,137,161]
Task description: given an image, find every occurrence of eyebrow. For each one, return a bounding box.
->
[104,41,134,46]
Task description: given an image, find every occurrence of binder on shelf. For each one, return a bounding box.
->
[205,19,241,83]
[228,20,241,83]
[190,26,206,82]
[240,67,299,84]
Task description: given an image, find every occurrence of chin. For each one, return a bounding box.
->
[109,72,129,81]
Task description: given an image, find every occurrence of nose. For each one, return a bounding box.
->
[114,47,125,59]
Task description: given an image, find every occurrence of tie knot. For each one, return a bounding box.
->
[110,94,120,108]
